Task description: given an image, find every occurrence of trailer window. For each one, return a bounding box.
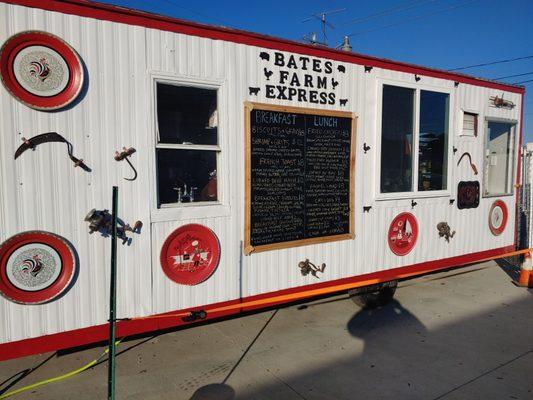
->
[484,120,515,196]
[462,112,478,137]
[418,90,449,191]
[380,84,450,195]
[155,82,219,206]
[380,85,415,193]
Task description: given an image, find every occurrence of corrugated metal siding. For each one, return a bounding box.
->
[0,4,152,343]
[0,2,522,345]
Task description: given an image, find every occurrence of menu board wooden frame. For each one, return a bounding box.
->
[244,102,356,255]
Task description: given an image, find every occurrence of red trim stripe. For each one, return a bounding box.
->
[0,245,514,361]
[0,0,525,94]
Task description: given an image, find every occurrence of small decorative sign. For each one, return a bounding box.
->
[457,181,480,209]
[489,200,508,236]
[388,212,418,256]
[0,231,76,304]
[160,224,220,285]
[0,31,84,110]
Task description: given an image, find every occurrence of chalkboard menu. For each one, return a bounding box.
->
[244,102,355,254]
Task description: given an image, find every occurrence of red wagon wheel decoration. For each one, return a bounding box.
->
[488,200,508,236]
[160,224,221,285]
[0,231,76,304]
[388,212,419,256]
[0,30,84,110]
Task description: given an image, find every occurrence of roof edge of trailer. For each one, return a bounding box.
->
[1,0,526,95]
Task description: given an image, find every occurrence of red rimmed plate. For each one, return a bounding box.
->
[0,31,84,110]
[489,200,508,236]
[388,212,419,256]
[160,224,221,285]
[0,231,76,304]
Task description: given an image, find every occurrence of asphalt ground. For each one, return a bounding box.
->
[1,260,532,399]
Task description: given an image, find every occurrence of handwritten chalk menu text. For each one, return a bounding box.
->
[245,103,355,254]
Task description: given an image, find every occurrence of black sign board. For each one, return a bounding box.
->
[244,102,355,254]
[457,181,480,209]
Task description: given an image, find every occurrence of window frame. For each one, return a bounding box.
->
[375,80,454,201]
[149,74,230,222]
[482,117,517,198]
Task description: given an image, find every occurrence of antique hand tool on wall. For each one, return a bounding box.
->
[114,147,137,181]
[14,132,90,171]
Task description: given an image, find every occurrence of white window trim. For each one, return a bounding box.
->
[482,117,517,198]
[374,79,454,201]
[149,73,230,222]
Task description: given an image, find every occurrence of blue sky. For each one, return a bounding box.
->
[104,0,533,141]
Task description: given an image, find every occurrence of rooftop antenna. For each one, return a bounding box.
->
[302,8,346,46]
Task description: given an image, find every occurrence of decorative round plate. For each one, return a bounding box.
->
[489,200,508,236]
[388,212,419,256]
[160,224,221,285]
[0,231,76,304]
[0,31,84,110]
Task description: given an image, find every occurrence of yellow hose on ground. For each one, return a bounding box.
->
[0,339,122,399]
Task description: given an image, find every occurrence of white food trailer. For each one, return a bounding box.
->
[0,0,525,361]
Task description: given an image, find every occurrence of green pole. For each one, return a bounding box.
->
[108,186,119,400]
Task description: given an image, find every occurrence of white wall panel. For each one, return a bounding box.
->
[0,3,152,343]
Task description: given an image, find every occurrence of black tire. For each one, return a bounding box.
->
[349,281,398,309]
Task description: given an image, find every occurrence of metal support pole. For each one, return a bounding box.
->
[107,186,119,400]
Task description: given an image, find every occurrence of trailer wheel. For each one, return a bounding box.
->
[349,280,398,309]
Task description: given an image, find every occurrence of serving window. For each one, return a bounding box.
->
[155,82,219,207]
[483,120,516,197]
[379,84,450,196]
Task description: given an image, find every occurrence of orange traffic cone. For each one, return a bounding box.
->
[516,252,533,288]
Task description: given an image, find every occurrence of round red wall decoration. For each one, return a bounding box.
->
[160,224,221,285]
[0,31,84,110]
[0,231,76,304]
[488,200,508,236]
[388,212,419,256]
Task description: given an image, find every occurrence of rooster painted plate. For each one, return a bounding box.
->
[160,224,221,285]
[0,231,76,304]
[0,31,84,110]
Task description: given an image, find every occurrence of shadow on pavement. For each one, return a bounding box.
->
[347,299,427,340]
[0,352,56,395]
[190,383,235,400]
[229,294,533,400]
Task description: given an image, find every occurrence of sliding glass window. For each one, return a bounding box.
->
[418,90,449,191]
[380,85,415,193]
[379,84,450,195]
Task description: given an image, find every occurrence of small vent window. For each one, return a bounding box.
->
[462,112,478,137]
